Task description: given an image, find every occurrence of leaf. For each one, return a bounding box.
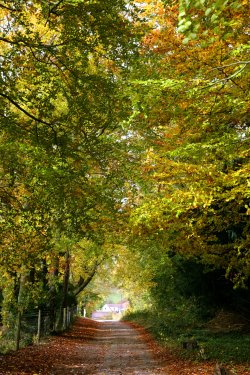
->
[205,8,212,16]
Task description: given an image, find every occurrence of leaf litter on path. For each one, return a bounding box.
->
[0,318,249,374]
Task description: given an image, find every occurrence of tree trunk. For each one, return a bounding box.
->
[57,249,70,330]
[73,267,97,297]
[48,256,59,331]
[17,267,30,310]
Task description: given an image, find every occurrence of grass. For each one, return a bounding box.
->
[123,310,250,365]
[177,329,250,363]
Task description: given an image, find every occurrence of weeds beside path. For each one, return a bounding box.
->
[0,317,249,374]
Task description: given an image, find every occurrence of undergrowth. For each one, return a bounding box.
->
[0,329,33,354]
[123,309,250,365]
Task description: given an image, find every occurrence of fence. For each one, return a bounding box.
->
[14,306,77,351]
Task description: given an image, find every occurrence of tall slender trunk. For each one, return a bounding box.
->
[58,249,70,330]
[48,256,59,331]
[17,267,30,311]
[62,249,70,308]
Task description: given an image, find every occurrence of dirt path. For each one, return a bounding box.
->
[0,318,164,375]
[91,321,164,374]
[0,318,249,375]
[52,320,165,374]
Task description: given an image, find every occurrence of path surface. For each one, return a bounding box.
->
[0,318,248,375]
[92,321,164,374]
[0,318,165,375]
[53,320,164,375]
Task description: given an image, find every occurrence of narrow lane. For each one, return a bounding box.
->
[0,318,166,374]
[94,321,164,374]
[1,318,245,374]
[52,320,165,374]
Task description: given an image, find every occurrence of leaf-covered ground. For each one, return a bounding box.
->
[0,317,249,374]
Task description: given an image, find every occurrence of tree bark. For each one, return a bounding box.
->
[73,267,97,297]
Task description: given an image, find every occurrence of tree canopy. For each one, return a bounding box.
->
[0,0,249,330]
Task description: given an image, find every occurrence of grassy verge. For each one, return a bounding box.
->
[0,327,34,354]
[123,310,250,365]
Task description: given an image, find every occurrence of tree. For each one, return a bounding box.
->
[0,0,141,325]
[126,0,250,288]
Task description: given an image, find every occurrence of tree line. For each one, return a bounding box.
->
[0,0,249,336]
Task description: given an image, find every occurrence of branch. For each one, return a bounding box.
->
[45,1,65,26]
[73,260,103,297]
[202,64,248,89]
[50,0,64,14]
[0,37,21,46]
[0,36,66,49]
[28,46,71,85]
[216,63,247,82]
[0,4,17,11]
[212,61,250,70]
[73,271,96,297]
[0,92,55,128]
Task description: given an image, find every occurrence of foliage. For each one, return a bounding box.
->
[195,331,250,363]
[177,0,247,43]
[0,0,141,325]
[0,0,250,359]
[126,0,250,289]
[124,309,250,364]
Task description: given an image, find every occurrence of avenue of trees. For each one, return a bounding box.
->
[0,0,249,334]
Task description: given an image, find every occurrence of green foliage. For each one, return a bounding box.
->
[177,0,244,43]
[123,298,202,340]
[0,0,142,328]
[124,309,250,364]
[193,331,250,363]
[0,329,34,354]
[125,0,250,291]
[0,1,250,359]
